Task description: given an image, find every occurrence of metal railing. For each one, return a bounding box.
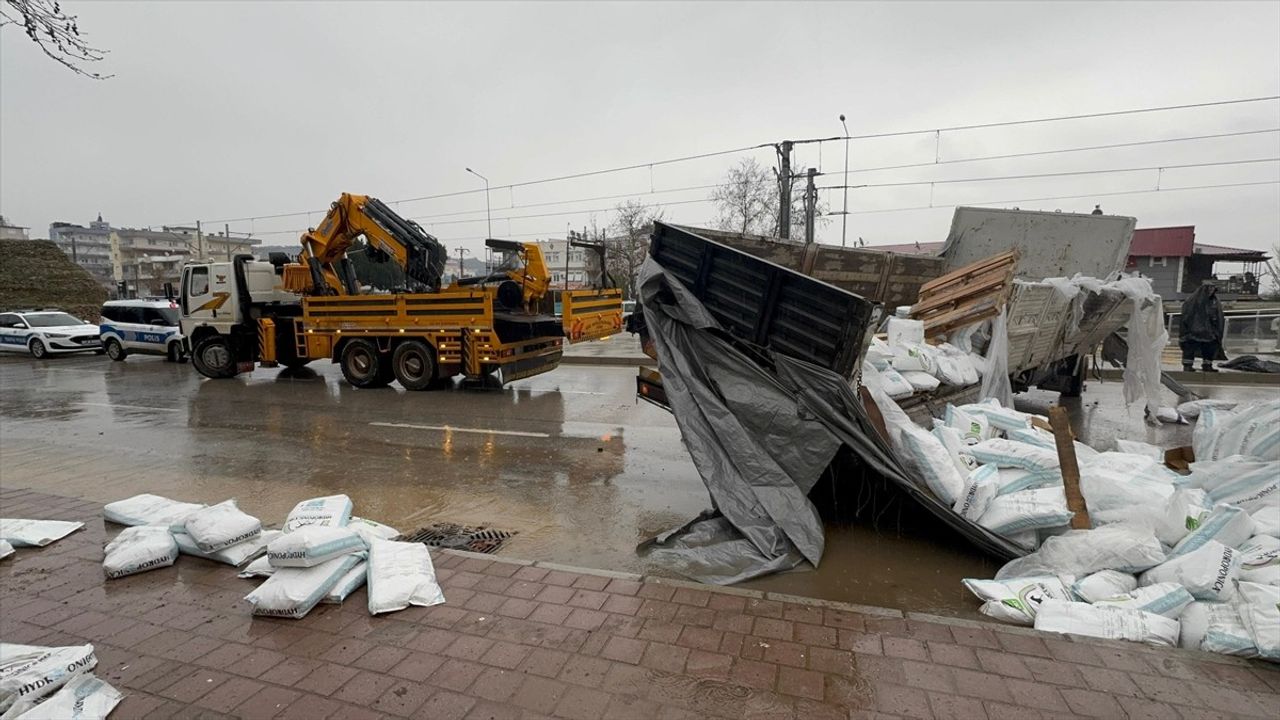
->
[1166,310,1280,353]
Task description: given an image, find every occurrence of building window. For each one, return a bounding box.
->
[1149,256,1167,267]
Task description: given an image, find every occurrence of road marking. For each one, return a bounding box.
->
[75,402,182,413]
[370,421,550,438]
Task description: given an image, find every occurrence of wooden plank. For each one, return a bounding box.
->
[911,272,1012,318]
[917,249,1018,294]
[1050,406,1090,530]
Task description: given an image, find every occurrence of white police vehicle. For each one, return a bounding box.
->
[0,310,103,358]
[99,299,187,362]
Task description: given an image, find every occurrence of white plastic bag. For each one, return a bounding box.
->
[900,424,965,505]
[900,371,940,393]
[943,405,991,444]
[322,560,368,604]
[1238,535,1280,586]
[283,495,354,532]
[1156,489,1212,547]
[1170,504,1255,557]
[1114,439,1165,461]
[886,317,925,346]
[978,487,1073,536]
[961,575,1071,625]
[347,516,400,544]
[979,309,1013,408]
[1234,581,1280,660]
[996,524,1166,579]
[1176,399,1236,419]
[0,644,96,717]
[1140,540,1240,601]
[267,526,365,568]
[244,554,362,619]
[0,541,12,561]
[932,424,978,478]
[1033,599,1178,647]
[238,556,275,579]
[968,439,1060,474]
[12,673,122,720]
[103,494,204,527]
[174,529,280,566]
[953,465,999,521]
[367,538,446,615]
[0,519,83,548]
[182,500,261,552]
[1071,570,1137,603]
[102,527,178,580]
[1093,582,1194,619]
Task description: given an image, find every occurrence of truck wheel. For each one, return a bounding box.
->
[340,339,388,388]
[392,340,437,391]
[28,339,48,359]
[191,336,239,379]
[106,338,128,361]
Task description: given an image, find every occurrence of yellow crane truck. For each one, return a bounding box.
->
[178,193,622,389]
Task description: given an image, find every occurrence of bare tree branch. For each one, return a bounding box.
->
[710,157,829,240]
[604,199,663,299]
[3,0,112,79]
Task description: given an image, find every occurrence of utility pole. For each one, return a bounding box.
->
[196,220,204,260]
[803,167,818,245]
[225,224,232,261]
[839,114,850,248]
[777,141,794,240]
[465,168,492,240]
[454,246,469,279]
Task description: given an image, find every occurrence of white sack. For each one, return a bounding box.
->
[244,554,361,619]
[267,526,365,568]
[283,494,354,532]
[103,494,204,528]
[901,370,940,393]
[1254,507,1280,538]
[996,524,1166,579]
[1033,599,1179,647]
[1239,535,1280,586]
[347,516,401,544]
[1114,439,1166,461]
[968,438,1060,474]
[0,644,96,717]
[889,343,938,375]
[1170,504,1255,557]
[322,560,368,604]
[1140,540,1239,601]
[900,424,965,505]
[865,338,893,370]
[879,367,915,399]
[174,529,280,566]
[1153,407,1183,424]
[0,520,83,548]
[1071,570,1138,603]
[887,317,925,346]
[1176,399,1236,419]
[961,575,1071,625]
[967,403,1035,432]
[933,424,979,478]
[933,355,968,386]
[1194,401,1280,462]
[1191,457,1280,513]
[0,541,12,561]
[238,556,275,579]
[182,500,261,552]
[12,673,121,720]
[978,487,1073,536]
[102,527,178,579]
[1179,601,1257,656]
[1093,582,1194,619]
[367,538,446,615]
[1156,489,1212,547]
[943,405,991,444]
[1234,581,1280,660]
[994,467,1059,496]
[953,465,999,521]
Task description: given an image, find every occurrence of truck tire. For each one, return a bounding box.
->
[105,338,128,361]
[391,340,437,391]
[191,336,239,379]
[340,339,389,388]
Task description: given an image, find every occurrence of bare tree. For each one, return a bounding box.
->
[1262,243,1280,300]
[710,157,829,240]
[606,199,664,299]
[2,0,111,78]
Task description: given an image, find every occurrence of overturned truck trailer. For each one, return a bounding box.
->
[630,222,1024,585]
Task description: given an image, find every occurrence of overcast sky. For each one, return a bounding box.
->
[3,1,1278,263]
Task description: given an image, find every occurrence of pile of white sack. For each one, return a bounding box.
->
[101,492,445,619]
[0,519,84,562]
[960,399,1280,661]
[0,642,121,720]
[865,316,984,399]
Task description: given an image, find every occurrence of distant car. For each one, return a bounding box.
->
[0,310,102,359]
[622,300,637,318]
[99,299,186,362]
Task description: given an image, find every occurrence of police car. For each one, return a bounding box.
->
[98,299,187,362]
[0,309,103,358]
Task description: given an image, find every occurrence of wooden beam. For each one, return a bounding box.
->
[1049,406,1090,530]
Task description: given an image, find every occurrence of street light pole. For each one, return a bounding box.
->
[465,167,492,240]
[840,114,850,248]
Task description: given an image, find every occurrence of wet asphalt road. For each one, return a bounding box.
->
[1,352,1275,618]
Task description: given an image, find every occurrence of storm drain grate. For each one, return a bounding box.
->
[401,523,517,554]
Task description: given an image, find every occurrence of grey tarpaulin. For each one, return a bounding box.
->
[635,258,843,584]
[636,258,1023,584]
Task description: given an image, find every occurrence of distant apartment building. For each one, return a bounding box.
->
[49,215,259,296]
[535,238,607,289]
[0,216,30,241]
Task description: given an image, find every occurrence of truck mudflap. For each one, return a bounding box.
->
[562,288,623,344]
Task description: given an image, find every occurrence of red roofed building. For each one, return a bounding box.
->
[1126,226,1268,300]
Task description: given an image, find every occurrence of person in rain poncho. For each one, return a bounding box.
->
[1179,282,1225,372]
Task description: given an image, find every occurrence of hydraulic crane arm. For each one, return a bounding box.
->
[291,193,448,295]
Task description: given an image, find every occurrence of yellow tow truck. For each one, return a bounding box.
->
[178,193,622,389]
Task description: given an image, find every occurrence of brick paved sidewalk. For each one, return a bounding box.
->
[2,488,1278,720]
